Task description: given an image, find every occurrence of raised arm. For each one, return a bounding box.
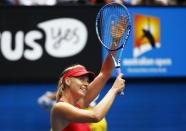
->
[81,16,127,107]
[81,52,114,107]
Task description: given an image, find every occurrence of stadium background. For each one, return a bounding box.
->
[0,5,186,131]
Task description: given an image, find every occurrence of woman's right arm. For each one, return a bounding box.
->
[52,74,125,123]
[90,74,125,121]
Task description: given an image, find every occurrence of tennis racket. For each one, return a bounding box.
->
[95,2,131,95]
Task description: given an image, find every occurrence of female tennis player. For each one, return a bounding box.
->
[51,65,125,131]
[50,63,125,131]
[50,18,126,131]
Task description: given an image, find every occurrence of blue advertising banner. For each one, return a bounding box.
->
[102,7,186,78]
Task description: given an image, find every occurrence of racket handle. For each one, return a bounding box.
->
[116,66,121,74]
[116,67,124,96]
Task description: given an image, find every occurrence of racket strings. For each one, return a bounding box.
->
[96,3,131,51]
[111,16,129,50]
[112,16,126,39]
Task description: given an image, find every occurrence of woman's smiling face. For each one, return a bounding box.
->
[69,75,90,98]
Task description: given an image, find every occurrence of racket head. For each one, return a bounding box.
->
[95,2,131,51]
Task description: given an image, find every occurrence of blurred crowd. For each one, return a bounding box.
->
[0,0,186,6]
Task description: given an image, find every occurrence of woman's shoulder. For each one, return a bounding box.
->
[51,102,72,118]
[52,101,79,113]
[53,101,70,109]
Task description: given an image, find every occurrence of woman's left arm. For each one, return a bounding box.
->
[80,52,114,108]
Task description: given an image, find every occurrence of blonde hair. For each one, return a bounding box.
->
[56,64,85,102]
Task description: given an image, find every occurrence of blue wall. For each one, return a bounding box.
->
[0,82,186,131]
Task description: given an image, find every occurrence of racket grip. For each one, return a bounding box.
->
[116,67,121,74]
[116,67,124,96]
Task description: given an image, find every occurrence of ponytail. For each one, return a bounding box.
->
[56,78,64,102]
